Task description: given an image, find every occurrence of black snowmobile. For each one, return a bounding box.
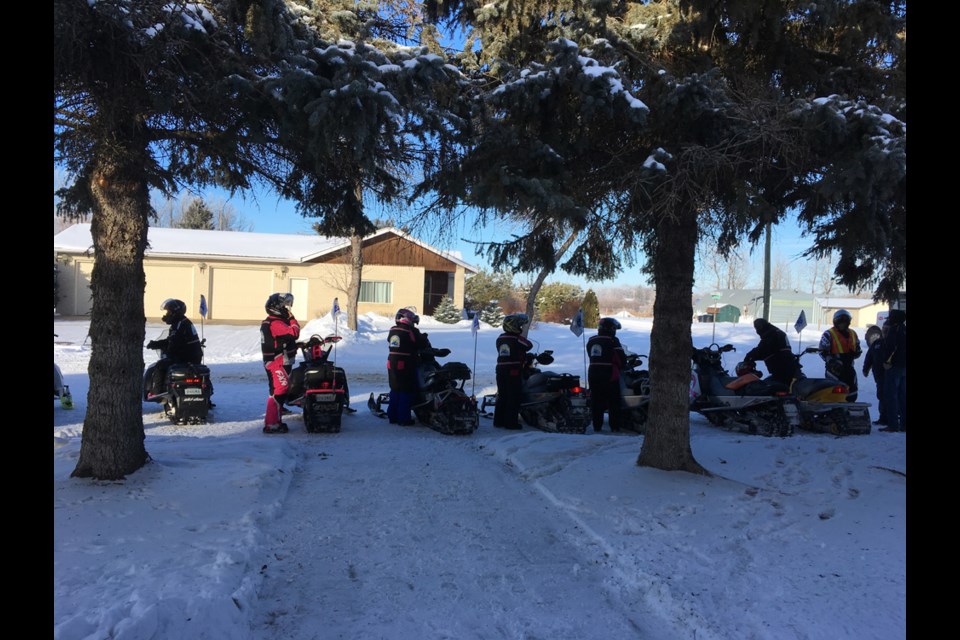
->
[617,351,651,434]
[286,334,352,433]
[143,340,212,425]
[368,347,479,435]
[480,350,592,434]
[689,343,799,437]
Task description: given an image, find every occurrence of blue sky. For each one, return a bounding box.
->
[231,187,817,291]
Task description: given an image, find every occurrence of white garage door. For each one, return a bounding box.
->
[210,267,274,321]
[145,264,194,318]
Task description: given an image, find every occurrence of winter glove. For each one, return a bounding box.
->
[146,340,160,350]
[435,348,451,357]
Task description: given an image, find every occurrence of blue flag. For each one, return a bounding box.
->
[794,309,807,334]
[471,311,480,336]
[199,294,207,318]
[332,297,340,316]
[570,308,584,337]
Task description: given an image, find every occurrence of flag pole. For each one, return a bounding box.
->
[332,297,340,366]
[582,331,587,387]
[470,310,479,399]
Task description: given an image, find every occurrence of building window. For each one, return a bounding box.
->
[359,281,392,303]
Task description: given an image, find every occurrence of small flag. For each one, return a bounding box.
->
[570,308,584,337]
[794,309,807,334]
[199,294,207,318]
[332,297,340,316]
[471,311,480,336]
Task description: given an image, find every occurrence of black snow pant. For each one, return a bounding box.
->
[589,373,622,432]
[494,370,523,429]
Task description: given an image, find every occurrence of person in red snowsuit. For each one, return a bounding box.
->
[261,293,299,433]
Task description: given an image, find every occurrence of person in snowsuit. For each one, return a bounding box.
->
[387,308,431,425]
[587,317,626,433]
[861,324,888,426]
[878,310,907,432]
[145,298,205,400]
[493,313,533,429]
[818,309,862,401]
[261,293,300,433]
[745,318,799,388]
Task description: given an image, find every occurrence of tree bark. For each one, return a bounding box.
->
[637,207,709,475]
[522,229,579,338]
[346,232,363,332]
[72,150,151,480]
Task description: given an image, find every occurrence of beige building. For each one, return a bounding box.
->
[54,224,478,322]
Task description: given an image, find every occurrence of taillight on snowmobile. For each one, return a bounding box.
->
[320,381,331,389]
[184,377,200,383]
[570,386,583,394]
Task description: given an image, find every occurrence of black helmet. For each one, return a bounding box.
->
[598,317,621,337]
[161,298,186,324]
[502,313,529,335]
[395,308,419,326]
[265,293,291,317]
[833,309,852,327]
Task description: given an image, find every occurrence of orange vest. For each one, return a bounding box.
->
[827,327,858,354]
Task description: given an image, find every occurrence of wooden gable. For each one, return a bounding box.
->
[314,232,461,271]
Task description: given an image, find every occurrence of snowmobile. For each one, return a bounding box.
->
[368,347,479,435]
[479,350,592,434]
[143,340,212,425]
[286,334,351,433]
[689,343,799,437]
[617,351,651,433]
[787,346,872,435]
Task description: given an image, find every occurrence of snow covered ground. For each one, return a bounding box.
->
[54,313,906,640]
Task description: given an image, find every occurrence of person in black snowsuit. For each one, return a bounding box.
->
[862,324,888,426]
[494,313,533,429]
[145,298,205,399]
[878,311,907,432]
[387,308,431,425]
[745,318,798,388]
[587,317,626,433]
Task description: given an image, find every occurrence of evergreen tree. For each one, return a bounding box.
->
[582,289,599,329]
[420,0,905,473]
[536,283,583,323]
[54,0,451,479]
[464,269,514,310]
[175,198,215,230]
[479,302,505,328]
[432,295,461,324]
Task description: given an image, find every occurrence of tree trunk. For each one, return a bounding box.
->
[522,229,579,338]
[346,232,363,332]
[762,220,772,320]
[72,151,151,480]
[637,207,709,475]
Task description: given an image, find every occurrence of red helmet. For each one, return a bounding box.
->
[735,361,758,377]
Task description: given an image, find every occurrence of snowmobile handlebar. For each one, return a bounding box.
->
[624,353,647,369]
[694,343,735,355]
[525,350,555,366]
[295,334,341,350]
[422,347,452,358]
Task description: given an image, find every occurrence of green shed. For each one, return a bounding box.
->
[707,304,742,323]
